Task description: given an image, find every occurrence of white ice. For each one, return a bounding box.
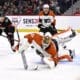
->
[0,32,80,80]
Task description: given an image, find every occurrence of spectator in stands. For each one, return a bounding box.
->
[0,0,78,15]
[73,8,80,16]
[25,6,33,15]
[50,0,61,15]
[0,0,5,6]
[0,6,4,16]
[57,0,68,13]
[33,3,39,15]
[12,0,19,6]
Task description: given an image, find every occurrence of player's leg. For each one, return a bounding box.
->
[4,26,15,51]
[31,40,56,69]
[69,29,76,38]
[43,57,55,69]
[58,45,73,62]
[58,55,72,62]
[0,29,2,35]
[64,47,75,59]
[49,26,57,35]
[36,48,56,69]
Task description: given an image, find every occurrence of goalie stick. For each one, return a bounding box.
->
[12,17,28,70]
[21,50,28,70]
[16,28,28,70]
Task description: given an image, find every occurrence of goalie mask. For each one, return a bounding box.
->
[42,35,51,49]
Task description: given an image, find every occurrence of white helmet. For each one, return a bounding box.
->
[45,32,52,38]
[43,4,49,9]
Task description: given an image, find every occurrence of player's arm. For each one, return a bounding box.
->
[38,11,44,28]
[50,10,56,27]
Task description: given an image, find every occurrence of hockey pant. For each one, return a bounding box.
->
[38,25,57,35]
[0,26,15,47]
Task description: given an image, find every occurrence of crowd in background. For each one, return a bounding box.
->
[0,0,79,16]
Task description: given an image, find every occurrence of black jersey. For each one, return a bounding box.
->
[1,17,12,27]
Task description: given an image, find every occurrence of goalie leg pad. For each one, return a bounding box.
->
[43,57,55,69]
[19,38,30,53]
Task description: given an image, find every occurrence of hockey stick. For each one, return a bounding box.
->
[15,28,28,70]
[16,28,20,42]
[21,50,28,70]
[11,16,28,70]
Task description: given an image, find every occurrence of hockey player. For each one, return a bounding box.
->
[38,4,57,35]
[13,26,77,69]
[14,31,73,69]
[0,16,15,51]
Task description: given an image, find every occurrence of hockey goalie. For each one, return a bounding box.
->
[14,27,76,69]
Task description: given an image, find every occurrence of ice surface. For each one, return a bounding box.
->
[0,32,80,80]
